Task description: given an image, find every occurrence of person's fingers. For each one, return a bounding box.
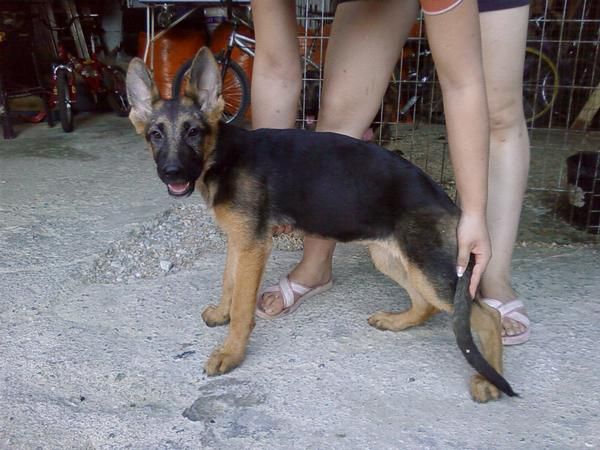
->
[469,260,483,298]
[456,242,471,278]
[470,248,491,298]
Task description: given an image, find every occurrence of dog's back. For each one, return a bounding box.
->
[212,124,458,243]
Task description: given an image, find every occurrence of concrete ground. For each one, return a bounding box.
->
[1,114,599,449]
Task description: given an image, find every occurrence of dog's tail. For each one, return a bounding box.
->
[452,257,518,397]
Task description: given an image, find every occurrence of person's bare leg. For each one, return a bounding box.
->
[258,0,419,316]
[250,0,300,129]
[479,5,530,340]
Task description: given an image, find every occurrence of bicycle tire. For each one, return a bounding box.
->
[522,47,559,124]
[56,69,74,132]
[171,55,250,125]
[104,66,130,117]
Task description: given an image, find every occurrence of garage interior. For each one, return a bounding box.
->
[1,1,599,448]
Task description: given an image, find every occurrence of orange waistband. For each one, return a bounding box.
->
[420,0,464,15]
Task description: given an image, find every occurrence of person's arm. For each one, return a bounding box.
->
[424,0,491,297]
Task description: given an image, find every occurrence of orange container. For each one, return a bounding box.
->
[138,29,206,99]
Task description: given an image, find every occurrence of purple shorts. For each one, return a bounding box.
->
[478,0,529,13]
[336,0,530,14]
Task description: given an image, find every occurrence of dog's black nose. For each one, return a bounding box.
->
[163,164,183,181]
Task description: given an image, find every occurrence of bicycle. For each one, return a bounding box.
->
[43,14,130,132]
[0,10,54,139]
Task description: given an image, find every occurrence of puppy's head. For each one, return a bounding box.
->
[126,48,225,198]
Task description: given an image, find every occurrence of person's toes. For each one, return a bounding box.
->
[260,292,284,316]
[502,317,526,337]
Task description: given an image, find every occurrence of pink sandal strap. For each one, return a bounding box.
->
[265,277,312,309]
[256,276,333,320]
[482,298,530,327]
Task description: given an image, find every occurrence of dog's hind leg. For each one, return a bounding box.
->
[367,242,439,331]
[405,259,511,402]
[469,300,504,402]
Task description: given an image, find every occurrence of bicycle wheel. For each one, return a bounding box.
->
[56,68,74,132]
[171,55,250,125]
[522,47,559,124]
[104,66,130,117]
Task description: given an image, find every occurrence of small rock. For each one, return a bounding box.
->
[160,260,173,272]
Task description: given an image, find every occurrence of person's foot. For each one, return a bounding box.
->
[257,261,332,318]
[481,298,530,345]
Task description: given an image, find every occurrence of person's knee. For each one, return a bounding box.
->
[254,50,301,86]
[318,92,380,136]
[488,92,526,134]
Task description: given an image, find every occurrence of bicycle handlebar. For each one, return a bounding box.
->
[230,8,253,29]
[41,14,98,32]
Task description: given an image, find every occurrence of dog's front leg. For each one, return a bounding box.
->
[204,238,272,376]
[202,241,237,327]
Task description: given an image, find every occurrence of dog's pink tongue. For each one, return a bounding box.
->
[168,182,190,194]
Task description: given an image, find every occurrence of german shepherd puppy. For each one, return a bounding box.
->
[126,48,517,402]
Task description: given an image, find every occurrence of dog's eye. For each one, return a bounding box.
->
[149,130,162,141]
[188,127,200,138]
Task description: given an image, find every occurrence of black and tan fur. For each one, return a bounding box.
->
[126,48,517,402]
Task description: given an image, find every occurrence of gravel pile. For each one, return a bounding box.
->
[83,203,303,284]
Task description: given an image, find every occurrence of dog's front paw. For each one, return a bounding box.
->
[202,305,230,327]
[204,347,245,376]
[204,348,244,377]
[470,374,501,403]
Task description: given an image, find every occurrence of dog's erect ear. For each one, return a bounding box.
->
[185,47,224,117]
[126,57,159,134]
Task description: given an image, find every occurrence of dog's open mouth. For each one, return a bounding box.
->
[167,182,193,197]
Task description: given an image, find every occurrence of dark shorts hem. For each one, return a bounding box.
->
[478,0,530,13]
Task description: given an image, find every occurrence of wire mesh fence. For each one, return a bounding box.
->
[291,0,600,237]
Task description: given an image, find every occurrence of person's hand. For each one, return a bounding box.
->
[456,212,491,298]
[272,223,293,235]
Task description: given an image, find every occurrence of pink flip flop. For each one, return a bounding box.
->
[482,298,531,346]
[256,276,333,320]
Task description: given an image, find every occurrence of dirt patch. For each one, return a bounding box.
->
[82,203,303,284]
